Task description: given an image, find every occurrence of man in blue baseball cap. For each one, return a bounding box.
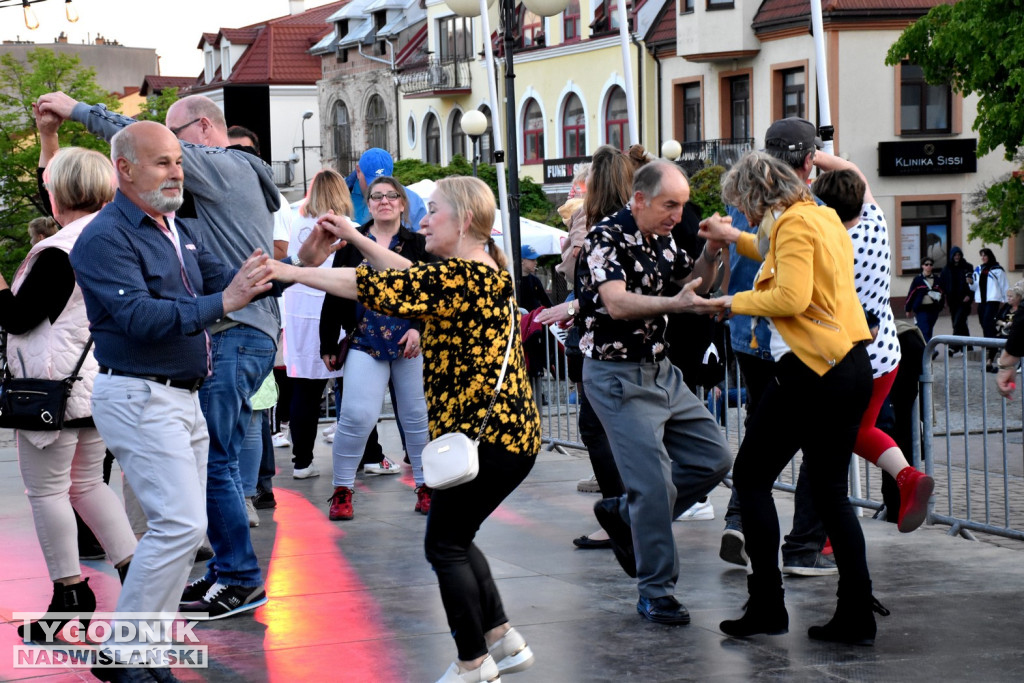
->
[518,243,552,311]
[345,148,426,229]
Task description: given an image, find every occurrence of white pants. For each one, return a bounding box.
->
[91,375,209,619]
[17,427,137,580]
[332,348,429,486]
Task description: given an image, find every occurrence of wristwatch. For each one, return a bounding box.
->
[292,255,305,268]
[566,302,576,317]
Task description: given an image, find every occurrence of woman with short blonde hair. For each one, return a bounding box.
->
[2,113,135,642]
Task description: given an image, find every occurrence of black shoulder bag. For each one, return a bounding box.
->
[0,333,94,431]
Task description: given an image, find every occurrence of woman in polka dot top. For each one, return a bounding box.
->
[812,152,934,533]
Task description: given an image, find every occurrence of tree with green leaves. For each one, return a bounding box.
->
[135,86,179,123]
[886,0,1024,244]
[0,48,120,280]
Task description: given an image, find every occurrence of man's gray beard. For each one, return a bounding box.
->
[140,187,184,214]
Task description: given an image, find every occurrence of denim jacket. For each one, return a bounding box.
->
[726,206,772,359]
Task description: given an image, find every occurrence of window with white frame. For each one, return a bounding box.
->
[562,94,585,158]
[523,99,545,163]
[605,87,628,150]
[450,110,466,161]
[424,114,441,164]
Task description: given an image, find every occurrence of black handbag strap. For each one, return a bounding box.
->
[64,337,94,386]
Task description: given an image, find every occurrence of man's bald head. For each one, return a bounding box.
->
[111,121,185,216]
[166,95,229,147]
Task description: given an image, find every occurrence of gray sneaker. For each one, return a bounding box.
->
[245,497,260,528]
[783,552,838,576]
[577,474,600,493]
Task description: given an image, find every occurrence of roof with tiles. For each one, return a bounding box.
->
[645,0,677,46]
[198,0,347,86]
[754,0,956,30]
[139,75,196,96]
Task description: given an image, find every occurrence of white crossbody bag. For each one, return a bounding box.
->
[421,299,518,490]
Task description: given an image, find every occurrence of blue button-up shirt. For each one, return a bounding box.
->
[70,191,236,380]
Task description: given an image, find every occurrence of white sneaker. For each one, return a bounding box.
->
[363,456,402,475]
[323,429,334,444]
[487,627,534,674]
[293,463,320,479]
[435,654,501,683]
[675,499,714,521]
[321,425,335,437]
[245,497,260,528]
[272,432,291,448]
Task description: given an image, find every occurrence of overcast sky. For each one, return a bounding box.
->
[1,0,339,76]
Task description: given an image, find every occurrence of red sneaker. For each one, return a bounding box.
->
[896,466,935,533]
[414,485,433,515]
[328,486,353,521]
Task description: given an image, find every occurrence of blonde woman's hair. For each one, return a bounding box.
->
[301,168,353,218]
[721,151,812,226]
[28,216,59,243]
[46,147,116,216]
[434,176,505,270]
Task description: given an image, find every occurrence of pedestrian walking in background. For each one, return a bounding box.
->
[905,258,944,345]
[970,248,1009,371]
[939,246,973,354]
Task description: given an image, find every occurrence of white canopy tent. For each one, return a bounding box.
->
[405,178,566,256]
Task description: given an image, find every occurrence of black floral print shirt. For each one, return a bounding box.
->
[577,205,694,362]
[357,259,540,456]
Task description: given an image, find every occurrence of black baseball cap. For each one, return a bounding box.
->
[764,117,823,153]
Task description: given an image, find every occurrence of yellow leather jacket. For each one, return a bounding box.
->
[731,200,871,376]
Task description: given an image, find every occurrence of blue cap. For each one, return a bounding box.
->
[521,244,540,260]
[358,148,394,179]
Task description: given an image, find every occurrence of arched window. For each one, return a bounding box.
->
[366,94,388,150]
[450,110,466,161]
[333,101,352,173]
[604,87,628,150]
[522,98,544,164]
[424,114,441,164]
[562,93,585,157]
[478,105,494,164]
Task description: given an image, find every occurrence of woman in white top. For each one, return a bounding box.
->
[811,152,934,533]
[282,170,349,478]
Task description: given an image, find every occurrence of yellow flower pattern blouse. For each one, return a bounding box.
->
[356,259,540,457]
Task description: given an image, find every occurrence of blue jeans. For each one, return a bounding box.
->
[198,325,275,588]
[239,409,264,497]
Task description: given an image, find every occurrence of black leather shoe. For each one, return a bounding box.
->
[637,595,691,625]
[572,535,612,549]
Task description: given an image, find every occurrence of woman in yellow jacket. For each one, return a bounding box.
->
[700,151,883,645]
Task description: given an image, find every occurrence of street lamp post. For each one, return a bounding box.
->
[462,109,488,177]
[446,0,568,295]
[300,110,313,195]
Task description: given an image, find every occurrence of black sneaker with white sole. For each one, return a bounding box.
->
[179,583,268,620]
[179,576,214,605]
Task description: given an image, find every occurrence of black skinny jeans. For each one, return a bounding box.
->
[424,441,536,661]
[577,383,624,498]
[733,345,873,593]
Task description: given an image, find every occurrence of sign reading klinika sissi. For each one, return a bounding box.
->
[877,139,977,176]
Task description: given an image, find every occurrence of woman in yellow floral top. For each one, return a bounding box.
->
[258,176,539,683]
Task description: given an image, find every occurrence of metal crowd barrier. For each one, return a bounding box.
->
[534,326,1024,542]
[921,335,1023,541]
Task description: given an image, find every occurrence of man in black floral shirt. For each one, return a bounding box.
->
[578,161,732,625]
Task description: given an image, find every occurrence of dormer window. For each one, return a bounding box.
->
[221,43,231,78]
[204,45,215,84]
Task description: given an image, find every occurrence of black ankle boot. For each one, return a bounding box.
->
[808,582,890,646]
[117,561,131,585]
[720,573,789,637]
[17,578,96,643]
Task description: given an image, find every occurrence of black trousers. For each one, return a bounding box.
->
[425,442,536,660]
[733,346,873,593]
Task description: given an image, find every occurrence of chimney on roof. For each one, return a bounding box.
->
[56,32,68,44]
[95,34,105,45]
[289,0,305,15]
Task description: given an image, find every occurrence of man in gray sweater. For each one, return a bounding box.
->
[39,91,281,620]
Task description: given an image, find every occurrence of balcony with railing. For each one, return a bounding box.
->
[397,57,472,97]
[676,138,754,177]
[272,161,295,188]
